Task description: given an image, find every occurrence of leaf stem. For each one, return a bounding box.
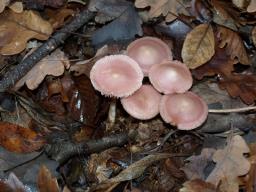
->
[208,106,256,113]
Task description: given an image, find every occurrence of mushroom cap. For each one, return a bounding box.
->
[127,37,172,75]
[160,92,208,130]
[90,55,143,97]
[149,60,193,94]
[121,84,162,120]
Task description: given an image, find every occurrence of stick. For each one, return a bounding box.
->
[0,9,95,92]
[208,106,256,113]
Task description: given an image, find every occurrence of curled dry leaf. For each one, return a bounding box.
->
[37,165,60,192]
[206,135,250,191]
[182,24,215,69]
[135,0,189,23]
[0,10,53,55]
[15,49,70,90]
[0,121,45,153]
[217,26,249,65]
[247,0,256,12]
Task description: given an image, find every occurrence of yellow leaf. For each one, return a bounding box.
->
[182,24,215,69]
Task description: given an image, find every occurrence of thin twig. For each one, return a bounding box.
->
[208,106,256,113]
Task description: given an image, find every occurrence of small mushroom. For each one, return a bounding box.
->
[149,60,192,94]
[127,37,172,75]
[160,92,208,130]
[90,55,143,97]
[121,85,162,120]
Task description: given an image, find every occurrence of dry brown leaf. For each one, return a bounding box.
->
[15,49,70,90]
[232,0,247,8]
[217,26,249,65]
[0,0,9,13]
[182,24,215,69]
[247,0,256,12]
[0,10,53,55]
[47,8,74,29]
[135,0,189,22]
[206,135,251,192]
[8,1,23,13]
[179,179,217,192]
[37,165,60,192]
[0,121,45,153]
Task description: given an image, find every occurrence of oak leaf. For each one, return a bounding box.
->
[206,135,250,192]
[0,121,45,153]
[0,10,53,55]
[15,49,70,90]
[37,165,60,192]
[182,24,215,69]
[134,0,189,22]
[217,26,249,65]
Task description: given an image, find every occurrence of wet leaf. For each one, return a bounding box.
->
[15,49,70,90]
[217,26,249,65]
[206,135,250,191]
[0,10,53,55]
[247,0,256,12]
[135,0,189,22]
[182,24,215,69]
[0,122,45,153]
[37,165,60,192]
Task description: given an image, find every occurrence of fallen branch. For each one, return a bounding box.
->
[45,130,137,164]
[0,9,95,92]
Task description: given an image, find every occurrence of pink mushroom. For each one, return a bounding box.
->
[127,37,172,75]
[90,55,143,97]
[160,92,208,130]
[121,85,162,120]
[149,60,192,94]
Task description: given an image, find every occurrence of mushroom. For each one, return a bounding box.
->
[149,60,192,94]
[121,84,162,120]
[127,37,172,75]
[90,55,143,97]
[160,92,208,130]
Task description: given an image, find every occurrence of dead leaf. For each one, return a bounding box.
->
[0,0,9,13]
[0,10,53,55]
[0,172,26,192]
[15,49,70,90]
[47,8,74,29]
[252,26,256,47]
[206,135,251,191]
[135,0,189,22]
[23,0,65,9]
[232,0,247,9]
[247,0,256,12]
[0,121,45,153]
[37,165,60,192]
[179,179,217,192]
[182,148,216,180]
[182,24,215,69]
[8,2,23,13]
[217,26,249,65]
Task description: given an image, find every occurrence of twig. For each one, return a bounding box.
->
[0,9,95,92]
[208,106,256,113]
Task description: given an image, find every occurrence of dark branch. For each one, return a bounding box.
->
[0,9,95,92]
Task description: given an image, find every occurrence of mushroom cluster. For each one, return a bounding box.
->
[90,37,208,130]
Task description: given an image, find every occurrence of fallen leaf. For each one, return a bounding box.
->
[247,0,256,12]
[37,165,60,192]
[252,26,256,47]
[15,49,70,90]
[182,148,216,180]
[47,8,74,29]
[232,0,246,9]
[182,24,215,69]
[91,6,142,47]
[23,0,65,9]
[0,121,45,153]
[217,26,249,65]
[206,135,251,191]
[0,10,53,55]
[8,1,23,13]
[0,172,26,192]
[0,0,9,13]
[135,0,189,22]
[179,179,217,192]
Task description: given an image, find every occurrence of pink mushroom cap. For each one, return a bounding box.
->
[90,55,143,97]
[121,85,162,120]
[127,37,172,76]
[160,92,208,130]
[149,60,193,94]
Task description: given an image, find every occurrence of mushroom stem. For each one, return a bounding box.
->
[208,106,256,113]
